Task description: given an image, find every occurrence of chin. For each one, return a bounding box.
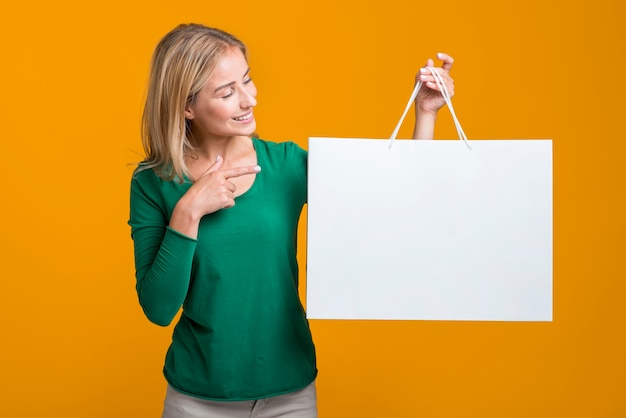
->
[244,122,257,136]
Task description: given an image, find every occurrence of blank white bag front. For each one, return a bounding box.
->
[306,138,552,321]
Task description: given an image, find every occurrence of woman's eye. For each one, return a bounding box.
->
[243,78,252,84]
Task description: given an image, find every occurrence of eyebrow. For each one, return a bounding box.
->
[213,68,251,93]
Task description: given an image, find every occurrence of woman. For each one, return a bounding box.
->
[129,23,454,418]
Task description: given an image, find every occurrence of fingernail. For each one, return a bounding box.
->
[420,68,428,74]
[254,165,261,172]
[437,52,443,59]
[216,155,222,162]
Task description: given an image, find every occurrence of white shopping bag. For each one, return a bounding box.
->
[306,70,552,321]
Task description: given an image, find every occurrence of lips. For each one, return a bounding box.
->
[233,112,253,122]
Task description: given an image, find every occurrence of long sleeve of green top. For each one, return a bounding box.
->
[128,138,317,401]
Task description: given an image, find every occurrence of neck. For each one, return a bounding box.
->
[185,135,254,180]
[190,135,249,162]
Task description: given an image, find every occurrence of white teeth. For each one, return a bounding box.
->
[234,113,252,121]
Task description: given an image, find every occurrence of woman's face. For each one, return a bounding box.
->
[185,46,257,141]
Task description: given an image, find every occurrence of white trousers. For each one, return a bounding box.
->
[161,381,317,418]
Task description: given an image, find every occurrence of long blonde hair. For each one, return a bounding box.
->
[139,23,247,181]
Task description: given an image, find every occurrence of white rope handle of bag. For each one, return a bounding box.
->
[388,66,470,149]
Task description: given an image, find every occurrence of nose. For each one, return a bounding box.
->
[240,85,257,108]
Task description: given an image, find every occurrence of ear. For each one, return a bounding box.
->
[184,102,195,120]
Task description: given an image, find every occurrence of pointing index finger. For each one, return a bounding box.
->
[222,165,262,179]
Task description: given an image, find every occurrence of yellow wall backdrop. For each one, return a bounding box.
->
[1,0,624,416]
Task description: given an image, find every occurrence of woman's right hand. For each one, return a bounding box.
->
[169,156,261,238]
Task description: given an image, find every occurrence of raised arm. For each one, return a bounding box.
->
[412,52,455,140]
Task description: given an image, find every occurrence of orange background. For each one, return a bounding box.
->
[1,0,625,416]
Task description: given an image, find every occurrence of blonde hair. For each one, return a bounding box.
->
[139,23,247,181]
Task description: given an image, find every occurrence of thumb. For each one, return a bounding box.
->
[200,155,224,178]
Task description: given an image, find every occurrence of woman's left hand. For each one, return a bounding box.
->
[415,52,455,115]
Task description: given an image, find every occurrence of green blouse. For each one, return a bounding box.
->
[129,138,316,401]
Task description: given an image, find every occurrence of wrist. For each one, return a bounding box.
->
[170,198,202,238]
[415,109,438,123]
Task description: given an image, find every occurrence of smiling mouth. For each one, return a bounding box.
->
[233,112,253,121]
